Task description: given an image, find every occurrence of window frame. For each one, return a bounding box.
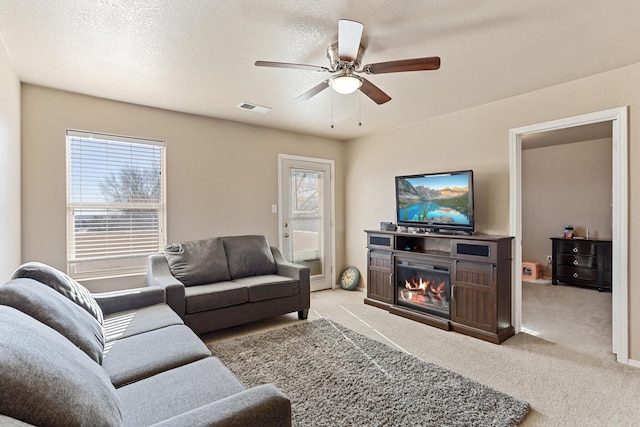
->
[65,129,167,280]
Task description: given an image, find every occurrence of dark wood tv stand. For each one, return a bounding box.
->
[364,230,515,344]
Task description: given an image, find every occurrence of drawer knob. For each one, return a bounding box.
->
[573,259,579,266]
[572,247,579,253]
[573,272,579,278]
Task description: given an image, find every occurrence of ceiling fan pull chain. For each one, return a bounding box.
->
[330,90,335,129]
[358,91,362,127]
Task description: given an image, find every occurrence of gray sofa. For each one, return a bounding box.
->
[146,235,310,335]
[0,262,291,427]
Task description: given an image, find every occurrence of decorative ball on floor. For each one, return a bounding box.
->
[339,266,360,291]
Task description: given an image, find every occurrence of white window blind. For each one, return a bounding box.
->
[66,130,166,279]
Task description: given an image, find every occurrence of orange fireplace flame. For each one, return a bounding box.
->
[405,277,430,291]
[405,278,447,300]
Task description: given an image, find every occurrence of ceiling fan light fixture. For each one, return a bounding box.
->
[255,19,438,105]
[329,74,362,94]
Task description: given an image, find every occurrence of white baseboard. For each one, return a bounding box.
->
[627,358,640,368]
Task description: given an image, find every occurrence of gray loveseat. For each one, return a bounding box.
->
[0,262,291,426]
[146,235,310,335]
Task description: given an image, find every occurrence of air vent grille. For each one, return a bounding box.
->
[236,102,271,114]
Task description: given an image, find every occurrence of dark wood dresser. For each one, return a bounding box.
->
[550,237,612,291]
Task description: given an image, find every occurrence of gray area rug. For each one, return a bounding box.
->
[208,318,530,426]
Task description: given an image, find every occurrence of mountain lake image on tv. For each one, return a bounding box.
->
[395,170,474,234]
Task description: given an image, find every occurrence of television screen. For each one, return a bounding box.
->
[395,170,474,234]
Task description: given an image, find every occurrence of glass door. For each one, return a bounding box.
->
[280,156,333,291]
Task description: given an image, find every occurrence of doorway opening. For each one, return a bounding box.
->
[509,107,628,364]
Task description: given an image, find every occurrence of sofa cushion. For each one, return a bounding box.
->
[104,303,183,342]
[0,278,105,364]
[0,306,122,427]
[103,325,211,387]
[233,275,300,303]
[185,282,248,313]
[223,235,277,279]
[11,261,104,325]
[117,357,246,426]
[165,237,231,286]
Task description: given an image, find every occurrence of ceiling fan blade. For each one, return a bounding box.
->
[362,56,441,74]
[338,19,364,61]
[255,60,331,73]
[359,77,391,105]
[295,80,330,101]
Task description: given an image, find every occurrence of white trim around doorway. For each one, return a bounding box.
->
[509,106,628,364]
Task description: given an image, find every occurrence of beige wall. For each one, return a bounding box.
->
[14,61,640,359]
[522,138,612,277]
[345,62,640,359]
[0,41,21,280]
[20,85,345,292]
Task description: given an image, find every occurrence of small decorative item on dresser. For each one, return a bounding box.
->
[563,225,574,239]
[339,266,360,291]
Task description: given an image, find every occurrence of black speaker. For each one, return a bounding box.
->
[370,236,391,247]
[456,243,491,258]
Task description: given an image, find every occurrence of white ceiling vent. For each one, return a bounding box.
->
[237,102,271,114]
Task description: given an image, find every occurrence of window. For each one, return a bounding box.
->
[66,130,166,279]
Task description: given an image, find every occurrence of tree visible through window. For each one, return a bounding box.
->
[66,130,166,279]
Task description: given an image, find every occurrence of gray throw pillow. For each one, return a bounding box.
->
[0,306,123,426]
[165,237,231,286]
[223,235,277,279]
[11,262,104,325]
[0,278,105,364]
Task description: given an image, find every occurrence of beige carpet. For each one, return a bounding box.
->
[201,283,640,426]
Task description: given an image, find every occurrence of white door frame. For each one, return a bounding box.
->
[278,154,336,289]
[509,106,628,364]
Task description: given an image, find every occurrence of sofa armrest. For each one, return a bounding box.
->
[151,384,291,427]
[93,286,166,316]
[147,254,186,318]
[270,247,308,280]
[270,247,310,312]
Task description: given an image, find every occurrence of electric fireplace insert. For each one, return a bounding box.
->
[396,258,451,319]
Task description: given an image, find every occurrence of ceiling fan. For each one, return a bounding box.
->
[255,19,440,105]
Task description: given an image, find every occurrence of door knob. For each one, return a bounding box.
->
[284,233,290,238]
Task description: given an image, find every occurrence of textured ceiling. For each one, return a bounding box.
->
[1,1,640,141]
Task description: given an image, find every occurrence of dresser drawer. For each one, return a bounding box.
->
[556,265,599,282]
[557,254,597,269]
[555,240,597,255]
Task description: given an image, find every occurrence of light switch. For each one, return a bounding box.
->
[271,204,278,214]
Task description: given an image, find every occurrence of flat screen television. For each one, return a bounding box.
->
[395,170,474,234]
